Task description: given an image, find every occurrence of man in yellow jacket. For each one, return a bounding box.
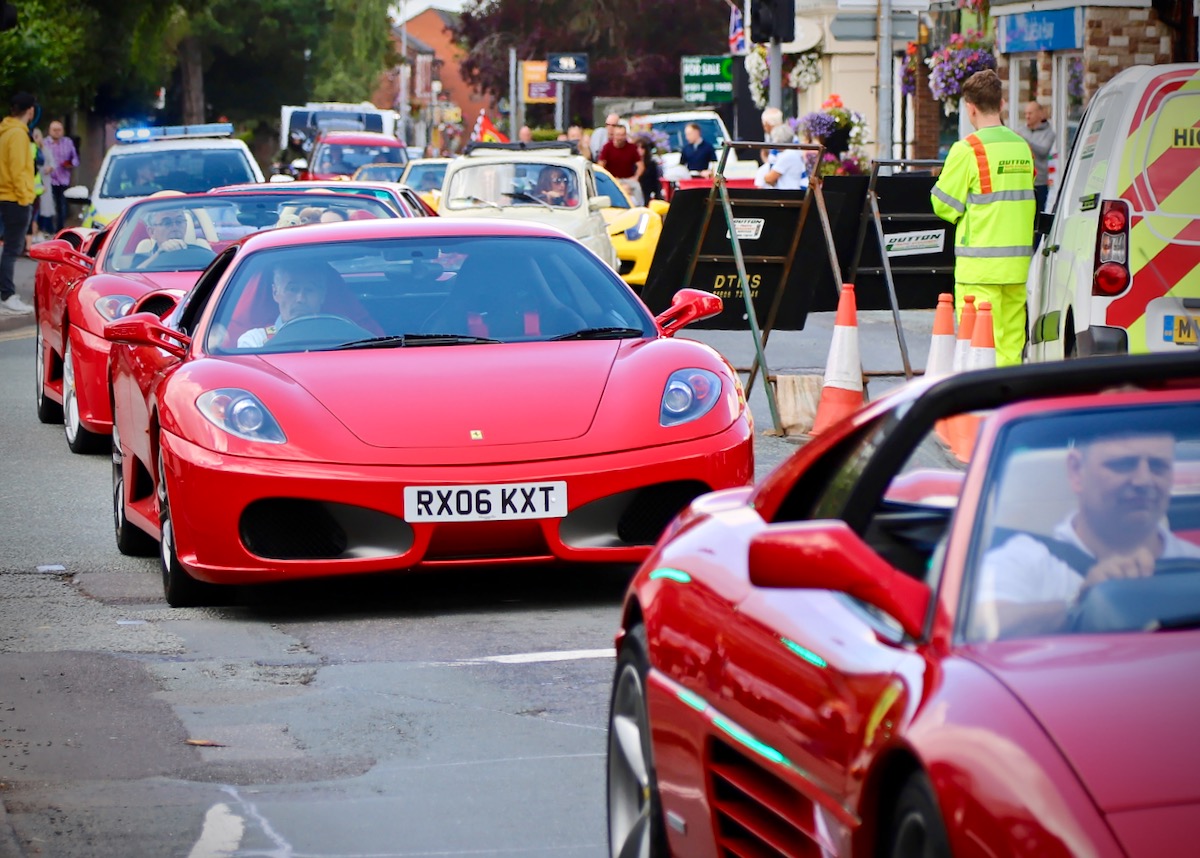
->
[0,91,37,315]
[932,70,1035,366]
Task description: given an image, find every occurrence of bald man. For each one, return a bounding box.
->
[1017,101,1055,213]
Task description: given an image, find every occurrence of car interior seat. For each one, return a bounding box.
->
[421,251,585,339]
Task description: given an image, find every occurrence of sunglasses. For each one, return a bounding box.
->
[551,176,568,184]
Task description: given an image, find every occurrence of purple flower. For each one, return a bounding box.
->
[798,111,838,139]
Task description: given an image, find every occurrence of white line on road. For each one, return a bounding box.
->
[186,802,244,858]
[0,328,34,342]
[465,648,616,665]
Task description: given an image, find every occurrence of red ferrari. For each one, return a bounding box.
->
[607,353,1200,858]
[30,190,396,453]
[104,219,753,606]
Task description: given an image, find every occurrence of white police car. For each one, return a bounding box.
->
[71,123,264,228]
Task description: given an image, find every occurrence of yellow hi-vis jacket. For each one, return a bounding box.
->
[0,116,35,207]
[32,141,43,196]
[931,125,1036,286]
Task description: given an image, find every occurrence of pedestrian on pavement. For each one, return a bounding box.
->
[635,136,663,203]
[760,106,784,163]
[931,70,1036,367]
[680,123,716,176]
[757,124,809,192]
[599,123,644,206]
[1017,100,1055,213]
[588,113,621,162]
[0,92,37,315]
[44,119,78,232]
[36,125,57,239]
[518,125,534,144]
[566,125,590,160]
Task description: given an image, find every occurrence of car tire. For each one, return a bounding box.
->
[157,449,223,608]
[63,337,106,454]
[884,771,951,858]
[112,414,156,556]
[34,324,63,424]
[607,623,669,858]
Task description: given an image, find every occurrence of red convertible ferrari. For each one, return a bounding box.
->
[105,219,753,606]
[607,353,1200,858]
[31,190,396,453]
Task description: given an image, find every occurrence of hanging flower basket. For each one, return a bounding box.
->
[797,94,869,157]
[744,45,769,110]
[786,49,822,92]
[926,30,997,115]
[899,41,920,98]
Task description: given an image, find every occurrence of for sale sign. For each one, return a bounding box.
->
[681,55,734,104]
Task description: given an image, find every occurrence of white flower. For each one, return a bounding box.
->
[787,50,822,91]
[745,49,769,109]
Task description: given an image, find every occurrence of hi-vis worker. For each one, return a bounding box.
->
[932,69,1036,367]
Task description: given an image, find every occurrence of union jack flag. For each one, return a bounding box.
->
[728,5,746,54]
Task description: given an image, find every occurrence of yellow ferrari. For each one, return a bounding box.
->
[593,167,668,291]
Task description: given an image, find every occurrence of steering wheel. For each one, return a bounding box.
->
[267,314,372,346]
[141,245,216,270]
[1066,558,1200,633]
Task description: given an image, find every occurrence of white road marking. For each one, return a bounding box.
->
[187,802,245,858]
[0,328,34,342]
[465,648,616,665]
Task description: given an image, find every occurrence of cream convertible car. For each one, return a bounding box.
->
[437,143,618,270]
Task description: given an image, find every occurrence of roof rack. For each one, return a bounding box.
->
[115,123,235,144]
[464,141,579,156]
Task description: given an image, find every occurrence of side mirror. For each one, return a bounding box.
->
[748,520,931,640]
[589,195,611,211]
[28,238,93,272]
[648,199,670,218]
[104,312,190,359]
[655,287,723,336]
[63,185,90,203]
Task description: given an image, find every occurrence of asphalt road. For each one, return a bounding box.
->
[0,251,937,856]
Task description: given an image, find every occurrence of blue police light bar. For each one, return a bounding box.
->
[115,123,234,143]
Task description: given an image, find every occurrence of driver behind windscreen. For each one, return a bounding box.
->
[133,209,214,269]
[977,426,1200,637]
[237,260,328,348]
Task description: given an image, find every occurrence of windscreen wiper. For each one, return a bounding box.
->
[502,191,553,209]
[402,333,502,346]
[449,195,501,210]
[549,327,644,341]
[332,335,407,350]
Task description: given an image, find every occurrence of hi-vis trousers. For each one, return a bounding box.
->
[956,282,1027,367]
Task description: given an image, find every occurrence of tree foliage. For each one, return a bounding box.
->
[309,0,398,104]
[455,0,729,123]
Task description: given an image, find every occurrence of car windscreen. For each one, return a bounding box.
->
[313,143,408,175]
[965,402,1200,641]
[403,163,448,192]
[593,171,630,209]
[354,164,406,183]
[106,194,394,273]
[645,119,724,153]
[445,162,581,210]
[206,235,654,354]
[100,149,257,199]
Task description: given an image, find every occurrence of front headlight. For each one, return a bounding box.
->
[624,212,651,242]
[196,389,287,444]
[95,295,136,322]
[660,369,722,427]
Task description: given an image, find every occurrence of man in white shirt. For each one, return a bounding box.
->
[976,429,1200,638]
[238,262,329,348]
[755,124,809,191]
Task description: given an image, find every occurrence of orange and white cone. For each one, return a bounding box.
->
[952,295,976,373]
[951,301,997,462]
[810,284,864,436]
[967,301,997,370]
[926,293,957,381]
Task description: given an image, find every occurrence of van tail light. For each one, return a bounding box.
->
[1093,199,1130,296]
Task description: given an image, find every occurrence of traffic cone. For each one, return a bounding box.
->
[952,295,976,372]
[951,301,996,462]
[926,293,957,381]
[810,284,864,436]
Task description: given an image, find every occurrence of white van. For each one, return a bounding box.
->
[1027,63,1200,359]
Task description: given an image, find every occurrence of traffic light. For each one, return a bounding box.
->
[749,0,795,43]
[1,3,17,32]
